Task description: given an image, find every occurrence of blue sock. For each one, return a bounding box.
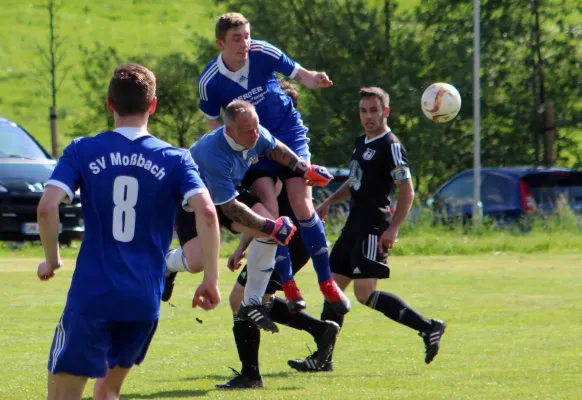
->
[299,212,332,283]
[274,245,294,284]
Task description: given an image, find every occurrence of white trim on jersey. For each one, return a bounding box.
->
[217,54,250,88]
[201,111,220,120]
[182,187,209,211]
[45,179,74,205]
[113,127,150,141]
[199,62,219,101]
[391,143,405,166]
[364,129,391,144]
[289,62,301,79]
[50,314,66,373]
[250,41,283,59]
[213,191,239,206]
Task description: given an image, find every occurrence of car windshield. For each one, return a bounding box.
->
[0,120,50,160]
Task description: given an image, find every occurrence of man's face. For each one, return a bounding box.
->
[217,24,251,64]
[230,111,259,149]
[359,96,389,133]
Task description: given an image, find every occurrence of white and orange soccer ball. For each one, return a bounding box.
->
[421,82,462,123]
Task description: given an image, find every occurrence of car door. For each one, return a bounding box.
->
[433,173,475,220]
[480,172,517,221]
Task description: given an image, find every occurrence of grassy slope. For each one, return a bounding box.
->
[1,254,580,399]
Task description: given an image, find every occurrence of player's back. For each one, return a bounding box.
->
[62,130,191,321]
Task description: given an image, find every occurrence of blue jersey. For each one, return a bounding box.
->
[190,125,277,205]
[47,128,207,321]
[198,40,308,146]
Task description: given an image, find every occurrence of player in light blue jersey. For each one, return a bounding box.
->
[164,100,335,333]
[36,63,221,400]
[197,12,350,315]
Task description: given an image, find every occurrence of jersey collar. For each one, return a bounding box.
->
[217,54,250,90]
[364,129,391,144]
[113,127,150,141]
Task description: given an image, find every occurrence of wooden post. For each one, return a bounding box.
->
[545,101,554,167]
[50,106,58,158]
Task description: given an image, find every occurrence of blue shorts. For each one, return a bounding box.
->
[48,310,158,378]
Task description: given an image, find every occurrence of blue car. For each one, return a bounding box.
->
[427,166,582,223]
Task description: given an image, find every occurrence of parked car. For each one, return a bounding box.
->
[0,116,84,244]
[427,166,582,224]
[312,167,350,216]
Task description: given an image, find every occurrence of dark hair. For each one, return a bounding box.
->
[108,63,156,116]
[215,12,249,41]
[224,100,256,126]
[278,78,299,108]
[359,87,390,109]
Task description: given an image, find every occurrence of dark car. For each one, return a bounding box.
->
[427,166,582,224]
[0,117,84,244]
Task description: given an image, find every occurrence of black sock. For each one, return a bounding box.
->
[366,291,432,332]
[232,316,261,379]
[318,301,345,362]
[268,296,327,339]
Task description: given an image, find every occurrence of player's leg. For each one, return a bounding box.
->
[245,168,302,308]
[216,281,267,390]
[95,319,158,398]
[47,372,88,400]
[47,311,110,399]
[287,227,354,372]
[284,175,350,314]
[353,229,447,364]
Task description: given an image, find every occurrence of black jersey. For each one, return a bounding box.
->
[347,130,411,223]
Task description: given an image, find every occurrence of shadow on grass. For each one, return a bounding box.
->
[84,389,210,399]
[180,370,296,382]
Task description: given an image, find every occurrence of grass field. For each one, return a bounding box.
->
[1,254,581,399]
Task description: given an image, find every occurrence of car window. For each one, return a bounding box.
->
[481,174,513,206]
[0,121,50,159]
[438,174,474,204]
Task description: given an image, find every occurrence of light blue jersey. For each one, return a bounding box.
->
[190,125,277,204]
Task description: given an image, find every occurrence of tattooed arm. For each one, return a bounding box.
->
[265,140,309,175]
[219,198,269,232]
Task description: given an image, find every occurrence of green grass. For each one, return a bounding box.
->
[1,254,581,399]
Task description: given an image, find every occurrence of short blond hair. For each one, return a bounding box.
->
[224,100,256,126]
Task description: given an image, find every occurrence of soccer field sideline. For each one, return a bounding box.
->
[1,254,581,400]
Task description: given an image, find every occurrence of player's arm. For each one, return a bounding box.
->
[228,233,253,271]
[187,191,220,282]
[316,179,351,222]
[294,67,333,89]
[390,178,415,230]
[37,186,66,276]
[265,139,334,187]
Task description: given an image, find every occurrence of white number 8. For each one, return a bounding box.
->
[112,176,139,242]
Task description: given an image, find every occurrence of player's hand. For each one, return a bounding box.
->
[378,227,399,252]
[37,260,61,281]
[316,201,331,222]
[192,279,221,311]
[313,72,333,88]
[270,216,297,246]
[227,248,246,272]
[305,165,334,187]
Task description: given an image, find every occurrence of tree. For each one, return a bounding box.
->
[32,0,71,157]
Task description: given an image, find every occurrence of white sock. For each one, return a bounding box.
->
[243,238,277,306]
[165,247,189,273]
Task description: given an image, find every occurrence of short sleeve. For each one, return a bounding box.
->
[177,151,208,211]
[198,63,222,120]
[46,140,81,204]
[250,40,300,79]
[255,126,277,155]
[388,142,412,183]
[202,159,238,205]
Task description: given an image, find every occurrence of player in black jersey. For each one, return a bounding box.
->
[288,87,446,372]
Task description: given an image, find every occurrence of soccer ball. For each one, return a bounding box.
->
[421,82,462,123]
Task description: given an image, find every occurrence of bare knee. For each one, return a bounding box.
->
[229,284,244,313]
[94,380,121,400]
[353,279,377,305]
[183,239,203,273]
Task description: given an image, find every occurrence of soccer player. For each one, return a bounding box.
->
[216,184,340,389]
[164,100,334,332]
[37,63,221,400]
[288,87,447,372]
[198,12,350,314]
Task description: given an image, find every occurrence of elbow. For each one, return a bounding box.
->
[199,204,219,224]
[37,199,58,219]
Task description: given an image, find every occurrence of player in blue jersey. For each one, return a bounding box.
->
[36,63,221,400]
[165,100,335,332]
[197,12,350,315]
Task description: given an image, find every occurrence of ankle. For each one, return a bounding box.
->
[282,280,302,301]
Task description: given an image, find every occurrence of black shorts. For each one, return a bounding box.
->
[330,219,391,280]
[175,189,260,247]
[241,167,303,190]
